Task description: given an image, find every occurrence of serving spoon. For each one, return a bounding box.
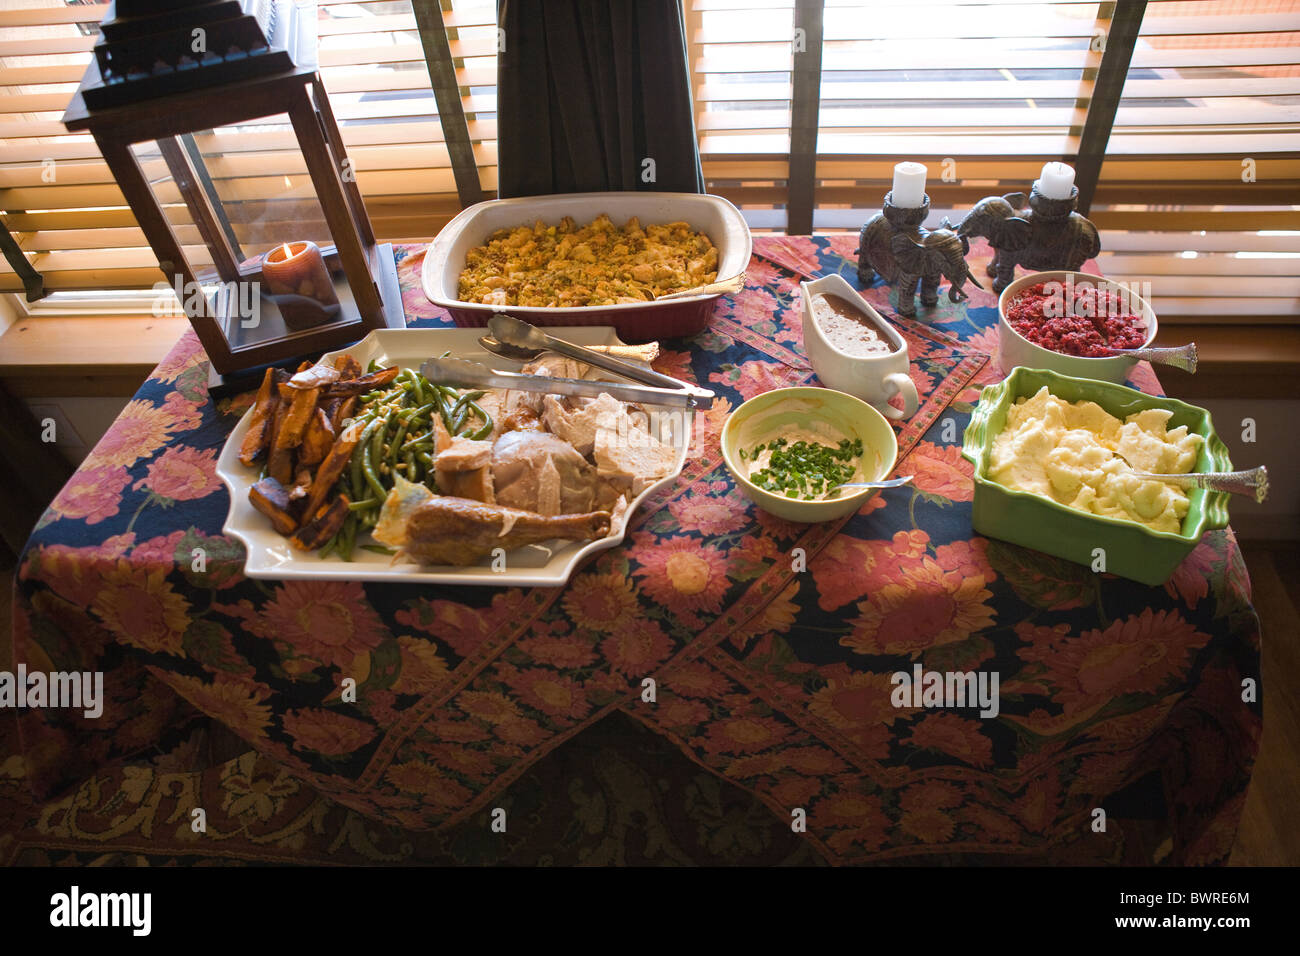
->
[1125,465,1269,503]
[478,335,659,365]
[828,475,914,495]
[654,271,747,300]
[1097,342,1198,373]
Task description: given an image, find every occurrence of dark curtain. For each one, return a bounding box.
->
[496,0,705,197]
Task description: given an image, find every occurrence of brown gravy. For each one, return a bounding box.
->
[810,293,895,357]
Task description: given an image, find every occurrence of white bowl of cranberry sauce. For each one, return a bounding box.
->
[997,270,1157,384]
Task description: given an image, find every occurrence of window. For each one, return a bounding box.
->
[0,0,499,295]
[4,0,1296,333]
[685,0,1299,332]
[1093,0,1300,329]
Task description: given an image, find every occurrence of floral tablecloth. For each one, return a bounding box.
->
[11,236,1261,864]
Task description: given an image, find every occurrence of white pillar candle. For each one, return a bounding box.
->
[891,161,928,208]
[1037,161,1075,200]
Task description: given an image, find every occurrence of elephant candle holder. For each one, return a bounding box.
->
[949,182,1101,295]
[856,192,984,318]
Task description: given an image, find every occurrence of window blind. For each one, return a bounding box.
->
[688,0,795,232]
[1090,0,1300,329]
[0,0,500,292]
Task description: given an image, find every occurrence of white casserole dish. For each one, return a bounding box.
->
[420,190,752,341]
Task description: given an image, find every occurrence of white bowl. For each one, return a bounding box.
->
[800,274,918,420]
[998,270,1158,384]
[721,387,898,523]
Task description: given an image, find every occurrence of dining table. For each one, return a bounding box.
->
[8,234,1262,865]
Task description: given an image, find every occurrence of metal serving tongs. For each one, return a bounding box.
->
[486,314,703,392]
[421,314,715,409]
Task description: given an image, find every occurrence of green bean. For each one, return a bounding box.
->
[390,413,414,460]
[338,514,356,561]
[431,389,455,431]
[319,532,338,559]
[360,544,396,556]
[351,418,383,496]
[400,433,434,452]
[362,442,387,500]
[348,497,379,512]
[464,400,493,440]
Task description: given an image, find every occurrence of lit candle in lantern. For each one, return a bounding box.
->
[1036,162,1076,200]
[891,162,928,208]
[260,240,339,329]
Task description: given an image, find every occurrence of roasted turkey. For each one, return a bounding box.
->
[403,496,611,566]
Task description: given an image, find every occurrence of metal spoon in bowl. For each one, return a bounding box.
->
[827,475,915,496]
[654,271,747,300]
[478,335,659,365]
[1125,465,1269,503]
[1097,342,1198,373]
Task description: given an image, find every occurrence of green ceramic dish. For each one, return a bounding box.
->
[961,367,1232,586]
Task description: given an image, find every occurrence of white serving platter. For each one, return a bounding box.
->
[217,327,692,586]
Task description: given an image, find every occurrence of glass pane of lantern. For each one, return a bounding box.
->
[188,113,336,264]
[128,139,222,288]
[171,114,366,348]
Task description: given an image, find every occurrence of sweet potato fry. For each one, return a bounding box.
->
[331,396,357,433]
[267,447,294,487]
[238,367,279,465]
[276,385,320,450]
[299,407,336,466]
[320,396,340,425]
[302,419,364,519]
[288,360,341,390]
[249,477,298,534]
[322,366,400,397]
[333,354,363,380]
[266,411,294,488]
[288,464,314,501]
[290,495,350,551]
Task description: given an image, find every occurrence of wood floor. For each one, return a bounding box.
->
[1,545,1296,865]
[1229,545,1300,866]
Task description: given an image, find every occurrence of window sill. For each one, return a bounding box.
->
[0,315,190,397]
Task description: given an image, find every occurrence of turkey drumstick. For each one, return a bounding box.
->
[403,496,611,566]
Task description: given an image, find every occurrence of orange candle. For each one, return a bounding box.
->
[260,241,339,328]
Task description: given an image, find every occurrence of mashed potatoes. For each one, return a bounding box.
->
[989,386,1203,533]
